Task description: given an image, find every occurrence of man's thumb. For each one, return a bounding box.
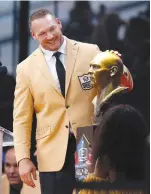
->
[32,168,37,180]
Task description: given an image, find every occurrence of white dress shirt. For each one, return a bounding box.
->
[40,37,73,132]
[40,36,66,93]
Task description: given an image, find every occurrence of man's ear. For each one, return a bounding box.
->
[30,30,36,40]
[110,66,118,77]
[56,18,62,29]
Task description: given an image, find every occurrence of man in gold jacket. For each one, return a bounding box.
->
[13,8,101,194]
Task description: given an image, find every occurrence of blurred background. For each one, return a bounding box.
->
[0,0,150,170]
[0,1,149,74]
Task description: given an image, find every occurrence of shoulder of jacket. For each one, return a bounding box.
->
[67,37,98,49]
[78,41,98,49]
[17,48,40,69]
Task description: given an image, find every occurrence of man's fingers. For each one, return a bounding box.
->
[21,174,30,186]
[106,50,121,57]
[21,174,27,183]
[114,51,120,54]
[18,159,36,187]
[26,173,36,187]
[21,173,35,187]
[111,50,121,56]
[32,168,37,180]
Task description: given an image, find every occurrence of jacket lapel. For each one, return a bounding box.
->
[33,39,79,98]
[65,38,79,96]
[33,47,62,97]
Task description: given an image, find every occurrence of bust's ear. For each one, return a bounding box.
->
[110,66,118,77]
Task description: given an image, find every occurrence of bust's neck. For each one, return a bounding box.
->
[96,83,118,106]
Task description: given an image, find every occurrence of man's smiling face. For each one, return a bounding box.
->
[30,14,63,51]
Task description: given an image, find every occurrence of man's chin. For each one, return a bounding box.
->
[44,42,61,51]
[9,179,21,185]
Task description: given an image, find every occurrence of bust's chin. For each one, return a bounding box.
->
[90,80,96,88]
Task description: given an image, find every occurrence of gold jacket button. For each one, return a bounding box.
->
[65,105,70,109]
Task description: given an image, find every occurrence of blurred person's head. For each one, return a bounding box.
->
[93,104,148,181]
[100,4,106,14]
[105,13,125,47]
[0,61,7,75]
[105,13,125,31]
[29,9,64,51]
[125,17,149,47]
[4,147,21,185]
[97,4,107,20]
[72,1,92,23]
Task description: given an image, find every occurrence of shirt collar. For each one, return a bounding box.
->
[40,36,66,60]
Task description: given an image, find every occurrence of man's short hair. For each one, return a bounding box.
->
[29,8,54,28]
[4,146,14,155]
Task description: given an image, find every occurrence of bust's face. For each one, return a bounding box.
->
[89,52,133,92]
[88,52,121,88]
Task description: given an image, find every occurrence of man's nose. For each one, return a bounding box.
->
[46,32,54,40]
[9,166,15,174]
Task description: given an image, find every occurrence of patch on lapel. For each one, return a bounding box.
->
[78,74,93,90]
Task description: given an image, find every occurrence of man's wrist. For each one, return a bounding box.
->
[18,158,31,166]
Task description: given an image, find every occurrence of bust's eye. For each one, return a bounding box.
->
[93,66,100,70]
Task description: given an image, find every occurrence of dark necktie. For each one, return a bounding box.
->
[53,52,65,97]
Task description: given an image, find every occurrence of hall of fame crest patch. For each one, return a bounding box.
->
[78,74,93,90]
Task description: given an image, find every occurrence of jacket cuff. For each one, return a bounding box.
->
[14,145,30,163]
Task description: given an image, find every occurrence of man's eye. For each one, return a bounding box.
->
[40,32,45,36]
[50,27,56,32]
[5,163,10,167]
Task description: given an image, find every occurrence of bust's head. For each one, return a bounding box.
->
[88,51,133,91]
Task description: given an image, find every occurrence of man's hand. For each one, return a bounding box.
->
[106,50,121,57]
[19,158,37,188]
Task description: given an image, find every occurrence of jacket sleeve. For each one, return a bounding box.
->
[94,44,101,55]
[13,64,34,163]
